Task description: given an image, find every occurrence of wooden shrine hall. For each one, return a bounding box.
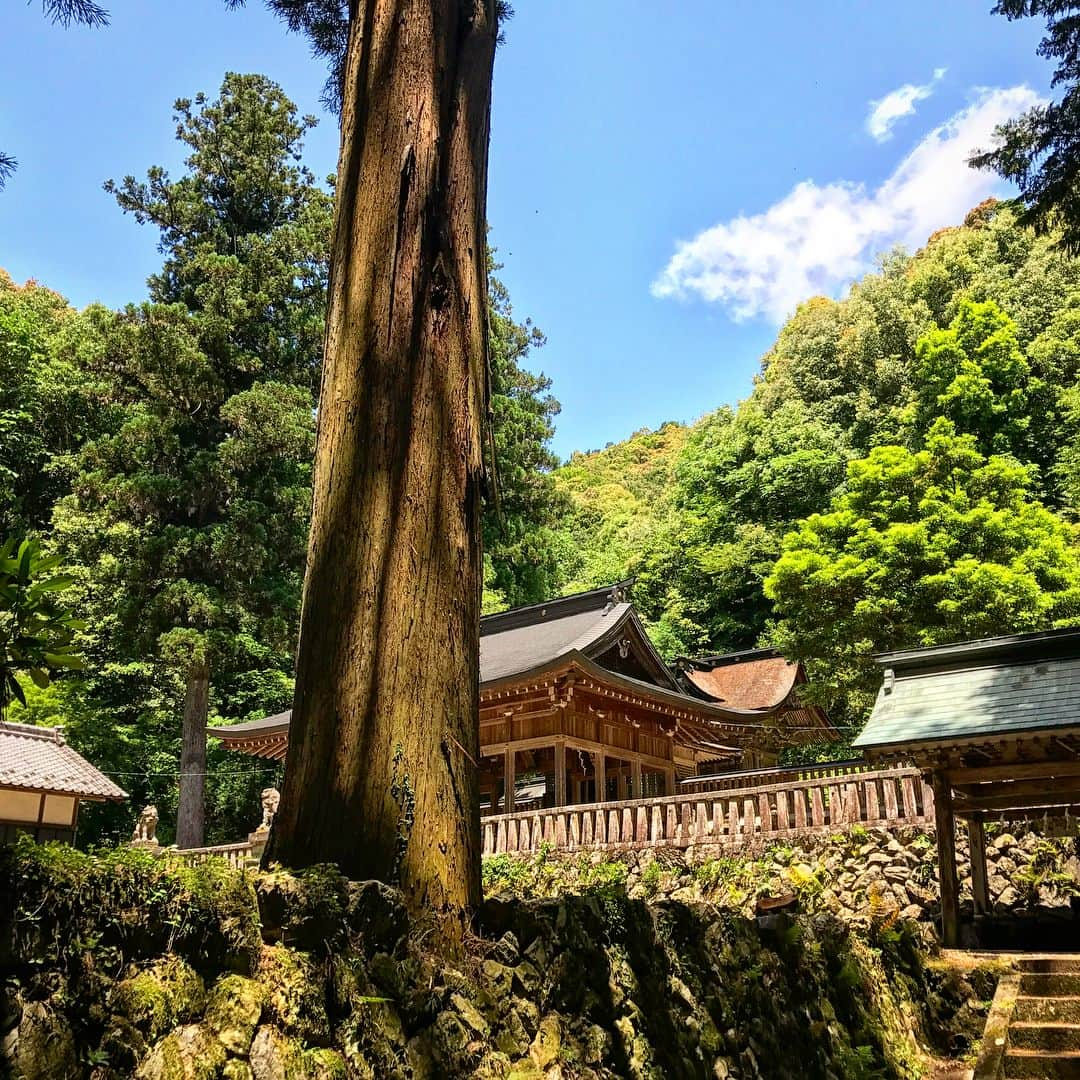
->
[210,582,834,813]
[855,627,1080,946]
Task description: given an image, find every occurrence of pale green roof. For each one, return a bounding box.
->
[854,628,1080,753]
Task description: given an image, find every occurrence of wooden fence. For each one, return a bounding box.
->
[162,765,933,866]
[166,840,255,869]
[679,759,879,795]
[481,765,932,858]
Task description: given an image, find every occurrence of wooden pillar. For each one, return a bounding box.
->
[596,752,607,804]
[554,740,566,807]
[631,758,642,800]
[968,815,990,917]
[932,770,959,947]
[504,748,515,814]
[664,766,676,797]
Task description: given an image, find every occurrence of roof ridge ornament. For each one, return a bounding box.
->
[604,583,629,613]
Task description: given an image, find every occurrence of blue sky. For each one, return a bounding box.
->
[0,1,1052,458]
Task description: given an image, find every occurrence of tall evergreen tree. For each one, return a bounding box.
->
[972,2,1080,252]
[485,263,565,608]
[52,73,331,846]
[258,0,499,949]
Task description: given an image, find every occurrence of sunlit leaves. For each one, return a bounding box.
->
[0,536,83,719]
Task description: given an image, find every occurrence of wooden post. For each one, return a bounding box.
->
[631,758,642,799]
[664,766,676,797]
[968,815,990,917]
[596,752,607,804]
[554,741,566,807]
[932,771,959,947]
[504,748,515,814]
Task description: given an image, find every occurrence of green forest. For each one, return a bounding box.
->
[8,82,1080,846]
[548,201,1080,745]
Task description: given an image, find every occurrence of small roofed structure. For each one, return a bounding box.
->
[854,627,1080,945]
[0,721,127,844]
[212,583,830,813]
[676,647,835,769]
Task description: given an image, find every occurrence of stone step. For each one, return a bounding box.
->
[1019,972,1080,997]
[1004,1048,1080,1078]
[1016,956,1080,974]
[1009,1020,1080,1052]
[1014,995,1080,1024]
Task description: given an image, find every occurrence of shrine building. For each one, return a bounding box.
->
[209,582,834,812]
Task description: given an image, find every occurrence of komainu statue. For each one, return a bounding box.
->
[132,805,159,844]
[259,787,280,832]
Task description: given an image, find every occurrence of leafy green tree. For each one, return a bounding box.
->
[0,273,108,535]
[0,537,83,721]
[552,203,1080,674]
[52,73,329,846]
[764,420,1080,725]
[604,399,851,659]
[909,299,1045,463]
[971,2,1080,252]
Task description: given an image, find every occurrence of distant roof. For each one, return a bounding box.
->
[678,647,801,711]
[854,627,1080,753]
[0,722,127,801]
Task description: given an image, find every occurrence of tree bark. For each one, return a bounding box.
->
[176,659,209,849]
[265,0,498,940]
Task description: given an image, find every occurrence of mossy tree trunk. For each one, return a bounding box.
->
[176,659,209,849]
[265,0,497,942]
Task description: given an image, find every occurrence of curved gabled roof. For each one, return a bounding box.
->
[480,581,677,689]
[210,583,800,751]
[679,648,801,712]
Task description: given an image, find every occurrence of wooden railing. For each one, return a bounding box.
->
[481,765,932,857]
[167,841,255,869]
[679,759,881,795]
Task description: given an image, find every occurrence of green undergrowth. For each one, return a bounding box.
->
[0,838,995,1079]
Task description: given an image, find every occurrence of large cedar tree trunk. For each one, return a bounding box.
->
[175,659,209,849]
[265,0,497,935]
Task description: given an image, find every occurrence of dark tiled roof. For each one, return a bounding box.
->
[0,721,127,801]
[855,627,1080,751]
[212,582,671,741]
[480,598,631,683]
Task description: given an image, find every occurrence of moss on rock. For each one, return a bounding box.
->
[256,946,329,1044]
[0,839,1010,1079]
[205,974,265,1056]
[7,998,77,1080]
[113,956,206,1041]
[135,1022,227,1080]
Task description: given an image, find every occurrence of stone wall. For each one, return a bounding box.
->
[483,824,1080,930]
[0,835,1018,1080]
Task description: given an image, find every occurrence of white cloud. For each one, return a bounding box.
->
[866,68,947,142]
[650,85,1042,324]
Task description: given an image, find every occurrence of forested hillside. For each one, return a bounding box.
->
[551,200,1080,734]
